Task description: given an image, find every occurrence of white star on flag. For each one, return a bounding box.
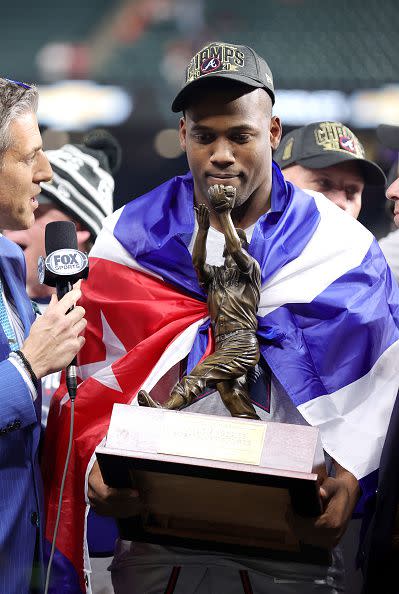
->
[60,311,126,407]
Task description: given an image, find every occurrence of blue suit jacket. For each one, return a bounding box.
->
[0,235,43,594]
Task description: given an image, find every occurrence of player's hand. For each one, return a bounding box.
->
[208,184,236,213]
[194,204,210,230]
[87,460,142,518]
[287,470,360,549]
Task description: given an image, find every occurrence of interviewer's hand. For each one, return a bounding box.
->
[20,282,86,379]
[287,463,360,549]
[88,461,141,518]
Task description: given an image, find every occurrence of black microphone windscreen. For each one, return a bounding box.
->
[45,221,78,255]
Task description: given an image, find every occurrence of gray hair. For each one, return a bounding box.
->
[0,78,39,162]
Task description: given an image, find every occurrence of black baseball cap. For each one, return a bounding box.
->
[377,124,399,150]
[172,41,275,113]
[274,121,386,186]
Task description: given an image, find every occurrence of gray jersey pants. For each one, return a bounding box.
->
[109,541,344,594]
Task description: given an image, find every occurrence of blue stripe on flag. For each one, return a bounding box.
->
[259,239,399,407]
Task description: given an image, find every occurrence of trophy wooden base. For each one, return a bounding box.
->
[96,404,330,565]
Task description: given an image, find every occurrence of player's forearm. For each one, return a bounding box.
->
[333,460,361,510]
[217,211,241,253]
[192,228,208,270]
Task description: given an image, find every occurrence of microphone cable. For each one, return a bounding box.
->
[44,382,76,594]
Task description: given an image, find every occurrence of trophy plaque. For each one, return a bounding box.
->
[96,404,329,564]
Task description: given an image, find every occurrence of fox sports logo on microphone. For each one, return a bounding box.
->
[45,249,88,275]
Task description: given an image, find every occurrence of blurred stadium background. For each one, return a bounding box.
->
[1,0,399,237]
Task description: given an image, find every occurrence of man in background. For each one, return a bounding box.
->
[0,78,86,593]
[274,121,385,219]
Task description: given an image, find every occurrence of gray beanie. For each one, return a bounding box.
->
[39,130,121,240]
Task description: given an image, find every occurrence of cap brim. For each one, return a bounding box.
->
[377,124,399,151]
[172,73,272,113]
[296,152,386,186]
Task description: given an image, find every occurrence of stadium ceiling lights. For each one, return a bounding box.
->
[37,82,399,130]
[275,87,399,128]
[37,80,133,131]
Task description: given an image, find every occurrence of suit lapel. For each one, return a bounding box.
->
[3,258,34,337]
[0,237,34,343]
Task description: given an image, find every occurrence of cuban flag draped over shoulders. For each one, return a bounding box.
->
[42,163,399,592]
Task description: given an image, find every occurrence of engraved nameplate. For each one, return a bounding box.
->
[160,413,266,466]
[106,404,266,466]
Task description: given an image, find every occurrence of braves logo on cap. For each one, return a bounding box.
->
[339,135,356,154]
[315,122,365,158]
[200,57,222,74]
[186,43,245,84]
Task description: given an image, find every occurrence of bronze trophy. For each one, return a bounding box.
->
[96,185,327,564]
[138,184,261,420]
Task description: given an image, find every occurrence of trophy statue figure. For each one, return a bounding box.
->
[138,184,261,419]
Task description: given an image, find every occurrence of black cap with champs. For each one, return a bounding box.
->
[172,41,275,113]
[274,121,386,186]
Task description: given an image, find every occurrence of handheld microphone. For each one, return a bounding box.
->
[38,221,89,399]
[41,223,89,594]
